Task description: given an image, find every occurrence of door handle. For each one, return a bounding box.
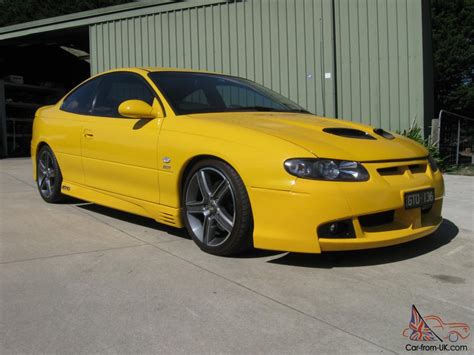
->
[83,129,94,138]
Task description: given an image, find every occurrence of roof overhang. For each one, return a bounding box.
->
[0,0,227,41]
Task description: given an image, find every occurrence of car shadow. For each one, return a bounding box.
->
[267,218,459,268]
[133,118,153,130]
[61,196,459,264]
[231,249,283,259]
[73,201,189,239]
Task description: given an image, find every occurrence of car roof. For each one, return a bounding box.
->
[99,67,222,76]
[144,67,219,74]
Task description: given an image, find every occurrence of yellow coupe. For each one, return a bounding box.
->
[32,68,444,256]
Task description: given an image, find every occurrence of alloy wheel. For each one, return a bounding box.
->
[185,167,236,247]
[37,150,57,199]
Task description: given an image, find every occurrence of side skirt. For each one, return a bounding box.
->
[60,180,183,228]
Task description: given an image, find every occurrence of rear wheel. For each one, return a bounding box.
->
[182,159,253,256]
[36,145,65,203]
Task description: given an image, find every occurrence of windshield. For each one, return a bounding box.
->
[148,71,308,115]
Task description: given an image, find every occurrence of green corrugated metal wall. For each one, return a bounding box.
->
[89,0,428,132]
[334,0,425,131]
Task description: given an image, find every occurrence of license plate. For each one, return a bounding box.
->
[404,188,435,209]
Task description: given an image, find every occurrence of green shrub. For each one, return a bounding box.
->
[397,124,447,170]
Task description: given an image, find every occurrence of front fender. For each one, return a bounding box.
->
[157,123,313,208]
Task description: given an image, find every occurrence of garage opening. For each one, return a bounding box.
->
[0,26,90,158]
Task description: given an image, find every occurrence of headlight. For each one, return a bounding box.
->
[284,158,369,181]
[427,154,439,172]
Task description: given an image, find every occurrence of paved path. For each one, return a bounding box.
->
[1,158,473,354]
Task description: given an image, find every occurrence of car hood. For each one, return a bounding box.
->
[186,112,427,161]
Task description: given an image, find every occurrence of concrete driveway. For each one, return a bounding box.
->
[1,158,473,354]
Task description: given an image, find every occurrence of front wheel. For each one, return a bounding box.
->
[182,159,253,256]
[36,145,65,203]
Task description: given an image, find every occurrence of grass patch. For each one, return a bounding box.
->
[445,164,474,176]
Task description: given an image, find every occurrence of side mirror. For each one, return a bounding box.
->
[118,99,163,119]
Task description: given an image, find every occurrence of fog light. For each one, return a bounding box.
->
[317,220,355,238]
[328,223,338,234]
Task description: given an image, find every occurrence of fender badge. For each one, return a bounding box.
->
[162,157,171,164]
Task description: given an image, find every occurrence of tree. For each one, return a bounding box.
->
[0,0,131,27]
[431,0,474,118]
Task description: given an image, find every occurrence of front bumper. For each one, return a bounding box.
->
[248,159,444,253]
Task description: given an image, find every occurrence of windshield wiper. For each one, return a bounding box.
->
[286,108,311,114]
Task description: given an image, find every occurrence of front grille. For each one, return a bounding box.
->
[408,164,427,174]
[377,162,428,176]
[377,166,402,176]
[359,210,395,228]
[421,204,433,214]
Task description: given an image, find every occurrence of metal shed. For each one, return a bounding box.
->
[0,0,433,157]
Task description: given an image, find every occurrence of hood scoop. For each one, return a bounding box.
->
[373,128,395,140]
[323,128,376,140]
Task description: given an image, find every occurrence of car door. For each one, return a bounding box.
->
[53,76,103,185]
[81,72,161,203]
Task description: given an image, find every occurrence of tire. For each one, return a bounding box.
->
[182,159,253,256]
[36,145,65,203]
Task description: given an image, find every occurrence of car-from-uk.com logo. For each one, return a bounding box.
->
[403,305,470,352]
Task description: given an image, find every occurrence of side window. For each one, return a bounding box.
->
[61,77,102,114]
[91,73,155,118]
